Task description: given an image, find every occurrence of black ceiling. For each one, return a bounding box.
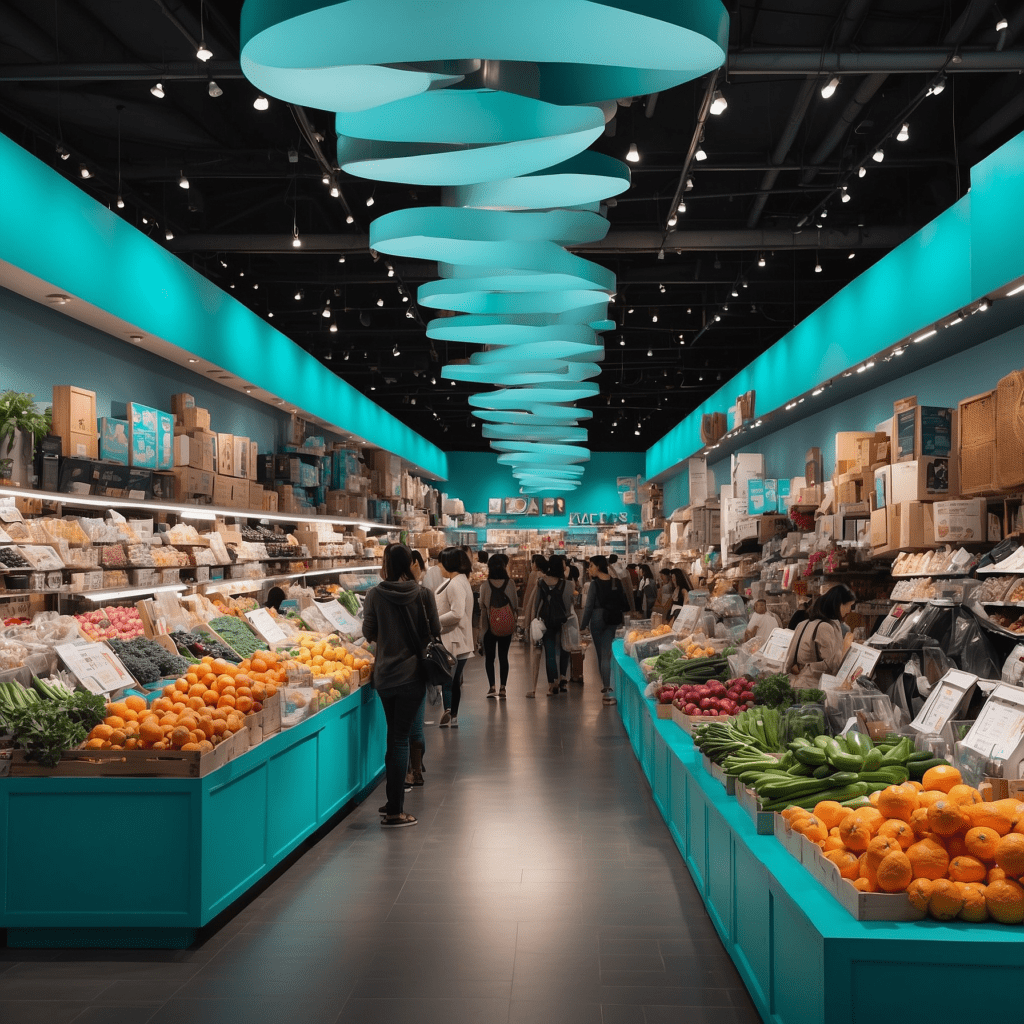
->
[1,0,1022,453]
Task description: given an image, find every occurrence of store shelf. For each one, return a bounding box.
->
[0,484,400,533]
[197,564,379,593]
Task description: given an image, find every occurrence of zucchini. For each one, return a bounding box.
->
[787,763,816,777]
[906,750,934,763]
[812,736,832,750]
[881,737,914,765]
[829,752,866,773]
[812,765,832,779]
[861,748,885,772]
[857,767,910,785]
[845,731,873,758]
[794,746,827,766]
[908,757,948,780]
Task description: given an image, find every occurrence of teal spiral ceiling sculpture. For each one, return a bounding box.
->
[241,0,728,491]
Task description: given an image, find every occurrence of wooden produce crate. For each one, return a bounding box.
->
[655,702,673,720]
[737,783,776,835]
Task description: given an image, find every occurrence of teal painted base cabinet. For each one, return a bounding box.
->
[612,642,1024,1024]
[0,684,385,948]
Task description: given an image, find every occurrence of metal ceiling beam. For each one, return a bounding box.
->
[729,47,1024,73]
[166,226,912,255]
[0,60,245,82]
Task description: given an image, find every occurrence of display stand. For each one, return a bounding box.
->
[612,642,1024,1024]
[0,683,385,948]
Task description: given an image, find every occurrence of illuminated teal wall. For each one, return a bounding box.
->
[0,130,447,480]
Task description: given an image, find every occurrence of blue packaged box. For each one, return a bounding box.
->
[748,479,778,515]
[99,418,129,465]
[157,411,174,470]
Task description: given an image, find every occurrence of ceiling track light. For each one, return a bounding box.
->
[626,142,640,163]
[253,94,269,111]
[841,188,851,203]
[392,345,400,357]
[897,123,910,142]
[757,254,766,267]
[709,89,728,115]
[858,166,867,178]
[914,329,937,343]
[178,171,189,189]
[997,16,1009,31]
[196,40,213,61]
[820,76,841,99]
[872,147,885,163]
[329,323,338,333]
[667,215,677,227]
[376,298,384,307]
[165,229,174,241]
[330,184,340,198]
[150,82,165,99]
[815,261,822,273]
[116,195,124,209]
[78,163,91,179]
[345,214,355,225]
[208,80,223,97]
[1007,282,1024,297]
[694,146,707,162]
[929,75,947,96]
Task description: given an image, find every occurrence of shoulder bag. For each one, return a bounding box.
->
[401,590,457,694]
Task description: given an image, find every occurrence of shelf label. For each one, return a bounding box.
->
[670,604,702,634]
[961,685,1024,766]
[314,599,363,638]
[760,628,793,663]
[56,640,136,695]
[834,643,882,689]
[911,668,977,735]
[245,608,288,645]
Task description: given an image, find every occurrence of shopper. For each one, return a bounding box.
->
[478,553,518,698]
[406,548,428,785]
[783,585,857,686]
[608,554,637,615]
[580,554,626,706]
[435,546,475,727]
[522,553,548,623]
[744,598,780,644]
[421,552,444,592]
[670,568,691,608]
[653,568,675,618]
[787,599,811,630]
[265,586,286,612]
[410,550,426,579]
[526,554,575,696]
[362,543,439,828]
[636,564,657,618]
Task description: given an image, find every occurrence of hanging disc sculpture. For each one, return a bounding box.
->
[241,0,727,491]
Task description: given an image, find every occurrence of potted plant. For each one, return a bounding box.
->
[0,391,52,484]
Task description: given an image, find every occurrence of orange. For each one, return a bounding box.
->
[181,742,201,751]
[106,701,129,719]
[905,781,924,793]
[965,827,1000,863]
[964,803,1013,836]
[876,851,913,893]
[108,729,127,747]
[103,715,125,730]
[235,695,254,715]
[174,678,190,693]
[84,737,105,749]
[823,836,845,853]
[169,726,190,748]
[876,819,915,850]
[906,838,949,880]
[916,790,946,808]
[927,878,964,921]
[203,690,219,706]
[946,784,983,806]
[994,833,1024,877]
[921,765,962,793]
[89,723,114,741]
[124,695,147,713]
[985,878,1024,924]
[217,694,236,709]
[852,877,877,893]
[161,684,177,699]
[944,834,968,858]
[187,696,205,712]
[959,885,989,922]
[868,791,881,807]
[851,806,884,835]
[948,855,987,883]
[864,835,902,874]
[839,815,871,852]
[909,807,933,839]
[187,684,206,699]
[824,851,859,878]
[993,799,1024,828]
[139,720,164,744]
[211,658,233,673]
[927,799,968,837]
[989,866,1007,883]
[906,878,933,913]
[876,786,918,823]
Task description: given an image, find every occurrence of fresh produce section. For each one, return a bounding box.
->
[169,628,240,663]
[208,615,263,659]
[75,606,146,641]
[105,636,189,685]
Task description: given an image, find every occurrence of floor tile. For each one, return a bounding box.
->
[67,1004,162,1024]
[0,1003,89,1024]
[334,997,510,1024]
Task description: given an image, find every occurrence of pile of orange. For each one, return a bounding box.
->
[283,632,371,688]
[85,652,285,753]
[782,764,1024,924]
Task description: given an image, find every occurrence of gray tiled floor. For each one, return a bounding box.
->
[0,646,762,1024]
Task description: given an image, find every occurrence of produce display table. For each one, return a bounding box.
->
[612,642,1024,1024]
[0,683,385,948]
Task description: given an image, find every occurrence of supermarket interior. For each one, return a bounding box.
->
[3,2,1024,1023]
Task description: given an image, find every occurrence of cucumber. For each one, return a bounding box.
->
[812,736,832,750]
[829,752,866,773]
[862,748,884,772]
[857,767,910,785]
[906,750,934,763]
[812,765,832,779]
[908,758,948,780]
[794,746,827,766]
[845,731,873,757]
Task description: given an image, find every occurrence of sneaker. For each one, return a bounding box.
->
[603,693,617,706]
[439,710,451,727]
[486,689,497,699]
[450,716,458,728]
[498,689,506,700]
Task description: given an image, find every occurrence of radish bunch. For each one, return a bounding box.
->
[656,677,756,718]
[75,606,145,642]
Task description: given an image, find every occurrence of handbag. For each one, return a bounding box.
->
[402,590,457,687]
[560,610,580,652]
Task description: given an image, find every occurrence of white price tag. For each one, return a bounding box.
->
[670,604,702,633]
[911,668,977,734]
[56,640,136,695]
[761,628,793,663]
[834,643,882,689]
[962,687,1024,764]
[245,608,288,645]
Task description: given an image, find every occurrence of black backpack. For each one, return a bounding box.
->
[538,579,569,632]
[602,578,627,626]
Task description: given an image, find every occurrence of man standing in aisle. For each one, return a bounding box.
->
[608,555,636,615]
[744,599,780,645]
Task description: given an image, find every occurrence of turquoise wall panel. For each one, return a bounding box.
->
[652,728,669,814]
[705,808,733,939]
[772,895,825,1023]
[686,780,707,893]
[0,285,289,450]
[203,763,270,917]
[668,756,688,856]
[266,733,320,860]
[733,847,771,1009]
[971,130,1024,298]
[5,789,192,920]
[0,130,446,479]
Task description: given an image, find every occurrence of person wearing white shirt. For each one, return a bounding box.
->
[434,547,475,728]
[744,599,780,645]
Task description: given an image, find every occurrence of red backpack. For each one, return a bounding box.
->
[487,580,516,637]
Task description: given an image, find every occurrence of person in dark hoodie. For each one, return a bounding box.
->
[362,543,441,828]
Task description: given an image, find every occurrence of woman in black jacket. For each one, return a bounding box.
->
[362,543,440,828]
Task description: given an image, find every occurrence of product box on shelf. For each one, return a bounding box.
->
[173,432,216,472]
[870,507,889,550]
[248,482,265,509]
[212,474,233,507]
[171,467,213,499]
[893,398,956,463]
[51,385,98,460]
[892,500,936,549]
[958,390,998,495]
[98,418,129,465]
[874,465,891,508]
[232,436,250,480]
[57,456,95,494]
[262,490,278,513]
[933,498,987,543]
[170,393,195,414]
[230,480,250,508]
[173,406,211,434]
[835,431,879,467]
[248,441,258,481]
[890,457,957,504]
[215,433,234,477]
[730,453,764,500]
[151,472,176,501]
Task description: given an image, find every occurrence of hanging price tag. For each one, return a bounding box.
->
[245,608,288,645]
[56,640,136,695]
[911,668,977,735]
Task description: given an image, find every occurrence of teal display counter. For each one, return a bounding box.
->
[0,683,385,948]
[612,642,1024,1024]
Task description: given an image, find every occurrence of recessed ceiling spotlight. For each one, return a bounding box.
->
[150,82,165,99]
[129,334,143,344]
[46,293,72,305]
[338,256,346,263]
[188,358,198,363]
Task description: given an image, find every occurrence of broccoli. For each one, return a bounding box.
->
[107,637,189,685]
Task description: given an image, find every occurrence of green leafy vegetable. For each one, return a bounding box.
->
[7,690,107,767]
[794,687,827,704]
[751,673,796,710]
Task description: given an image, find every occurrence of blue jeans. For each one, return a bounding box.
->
[590,622,617,691]
[441,657,467,716]
[542,632,570,684]
[377,681,426,815]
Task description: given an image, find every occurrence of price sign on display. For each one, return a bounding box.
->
[911,668,978,735]
[760,628,793,664]
[56,640,136,695]
[670,604,702,634]
[834,643,882,690]
[245,608,288,645]
[961,685,1024,772]
[312,599,363,637]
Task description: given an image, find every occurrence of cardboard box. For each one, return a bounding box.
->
[262,490,279,512]
[855,433,890,468]
[173,433,191,468]
[835,431,878,465]
[805,447,822,487]
[172,467,213,498]
[120,402,163,469]
[834,474,862,506]
[933,499,986,544]
[58,456,96,494]
[959,390,998,495]
[188,429,215,472]
[757,514,790,545]
[232,436,250,480]
[892,501,935,549]
[151,471,177,501]
[98,418,129,465]
[52,385,98,459]
[875,465,891,508]
[213,474,234,507]
[214,433,233,477]
[248,482,264,510]
[747,478,779,515]
[890,457,956,504]
[157,411,174,470]
[731,453,764,501]
[893,399,955,462]
[870,507,889,549]
[170,393,196,414]
[174,407,211,434]
[995,370,1024,490]
[248,441,258,481]
[229,480,250,508]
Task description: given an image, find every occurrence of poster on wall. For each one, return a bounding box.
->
[542,498,555,516]
[488,498,502,515]
[505,497,528,514]
[526,497,540,516]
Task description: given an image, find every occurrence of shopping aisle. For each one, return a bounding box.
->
[0,646,760,1024]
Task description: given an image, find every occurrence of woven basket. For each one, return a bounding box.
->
[996,370,1024,491]
[959,390,998,495]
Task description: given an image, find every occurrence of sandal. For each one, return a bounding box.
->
[381,813,418,828]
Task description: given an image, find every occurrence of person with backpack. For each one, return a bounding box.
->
[477,553,518,699]
[525,554,575,697]
[580,554,627,706]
